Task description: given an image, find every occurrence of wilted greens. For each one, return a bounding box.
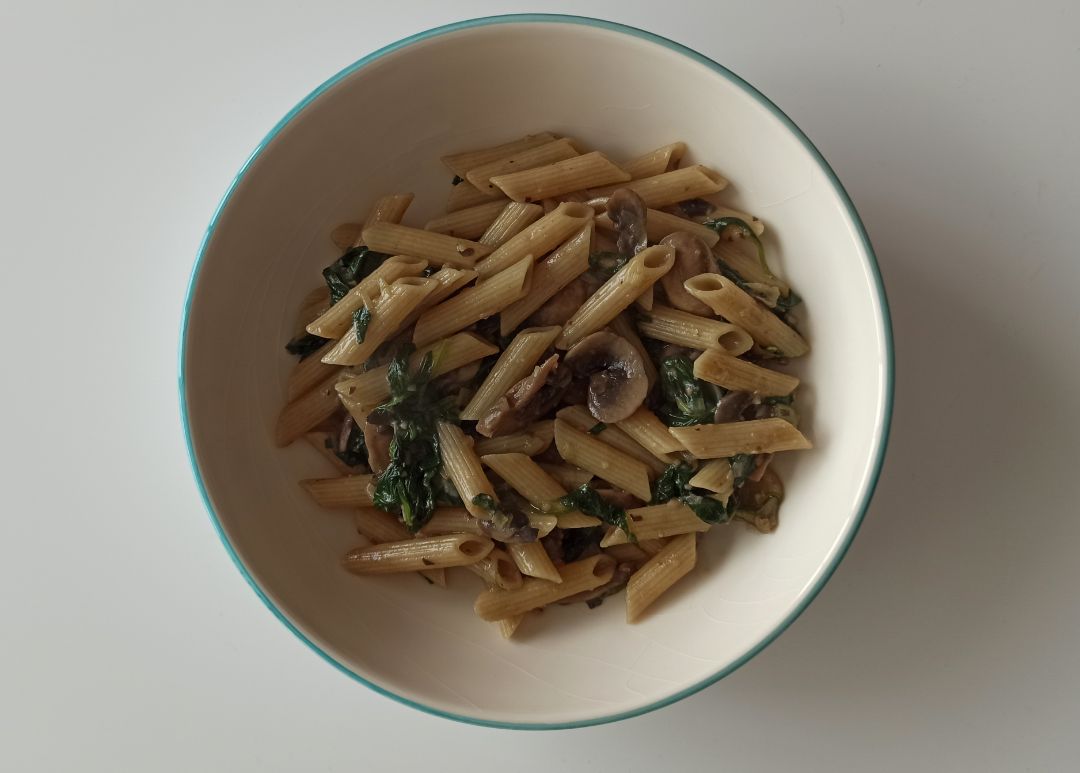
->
[656,356,724,426]
[322,246,388,305]
[651,461,733,524]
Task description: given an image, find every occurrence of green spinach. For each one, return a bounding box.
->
[588,250,628,280]
[656,356,724,426]
[352,305,371,344]
[322,246,387,304]
[588,422,607,435]
[559,485,631,538]
[703,217,802,313]
[284,332,329,359]
[326,421,367,467]
[651,461,733,524]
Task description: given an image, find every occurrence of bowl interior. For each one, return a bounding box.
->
[183,18,889,727]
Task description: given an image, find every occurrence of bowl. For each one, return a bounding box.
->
[180,14,893,729]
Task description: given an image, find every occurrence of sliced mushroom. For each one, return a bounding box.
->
[563,332,648,423]
[713,390,753,423]
[606,188,648,257]
[527,277,588,327]
[476,355,569,437]
[360,419,392,475]
[658,231,714,314]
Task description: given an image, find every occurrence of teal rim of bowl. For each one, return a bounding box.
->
[178,13,895,731]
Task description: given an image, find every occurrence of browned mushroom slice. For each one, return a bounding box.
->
[606,188,648,257]
[527,276,588,327]
[563,332,649,423]
[658,231,714,314]
[476,354,569,437]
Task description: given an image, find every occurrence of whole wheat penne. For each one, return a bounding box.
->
[300,475,374,508]
[669,418,812,458]
[626,532,696,622]
[295,286,331,329]
[331,223,364,251]
[473,555,615,621]
[441,132,558,178]
[274,372,341,446]
[558,513,603,529]
[423,199,509,239]
[475,201,594,279]
[417,508,485,536]
[525,420,555,452]
[466,547,524,590]
[693,348,800,396]
[480,453,590,524]
[590,165,727,208]
[354,508,447,585]
[555,245,675,349]
[499,223,593,334]
[303,430,357,475]
[363,193,415,230]
[343,534,494,574]
[508,542,562,583]
[361,223,492,269]
[684,274,809,357]
[322,277,437,366]
[473,432,549,457]
[553,419,652,501]
[688,459,734,500]
[537,463,594,492]
[335,333,497,417]
[491,152,630,203]
[636,303,753,355]
[616,407,685,461]
[603,543,650,563]
[712,239,790,293]
[399,267,478,331]
[413,256,532,345]
[305,256,428,339]
[497,614,525,639]
[528,514,558,538]
[286,339,338,401]
[478,202,545,247]
[437,422,496,519]
[621,142,687,179]
[600,502,709,547]
[466,138,581,196]
[637,538,667,556]
[447,181,505,212]
[596,208,720,248]
[556,406,667,476]
[461,326,562,420]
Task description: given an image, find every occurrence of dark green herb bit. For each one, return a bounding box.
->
[730,453,756,488]
[651,461,733,524]
[322,246,388,305]
[560,526,602,562]
[702,216,801,313]
[326,421,367,467]
[587,422,607,435]
[352,305,371,344]
[657,356,724,427]
[559,485,631,538]
[370,345,457,531]
[588,250,628,279]
[451,175,464,186]
[284,332,329,359]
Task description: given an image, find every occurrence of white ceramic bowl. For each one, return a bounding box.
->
[180,14,893,728]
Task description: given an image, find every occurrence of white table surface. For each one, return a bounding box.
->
[3,1,1079,770]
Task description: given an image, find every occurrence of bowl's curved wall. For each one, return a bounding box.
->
[182,17,890,727]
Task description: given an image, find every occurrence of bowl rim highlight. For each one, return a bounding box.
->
[178,13,895,730]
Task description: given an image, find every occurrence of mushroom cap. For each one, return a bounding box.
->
[563,332,649,423]
[658,231,713,314]
[606,188,648,257]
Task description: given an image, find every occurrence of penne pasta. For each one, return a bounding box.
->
[437,422,496,519]
[626,532,696,622]
[669,418,812,458]
[300,475,374,508]
[596,208,720,248]
[693,348,800,396]
[361,223,493,269]
[424,199,509,240]
[553,419,652,502]
[303,430,357,475]
[442,132,558,178]
[688,459,734,500]
[446,180,505,212]
[354,508,446,585]
[556,406,667,476]
[466,138,582,196]
[335,333,497,417]
[590,165,727,209]
[480,453,590,524]
[621,142,687,179]
[331,223,363,251]
[713,239,789,293]
[473,432,549,457]
[274,372,341,447]
[603,543,650,563]
[636,303,754,355]
[525,420,555,452]
[684,274,809,357]
[466,547,524,590]
[491,151,631,203]
[475,201,594,280]
[399,267,478,331]
[322,277,437,366]
[707,203,764,235]
[413,255,533,345]
[498,223,593,334]
[537,463,594,492]
[363,193,415,231]
[343,534,494,574]
[478,201,545,247]
[473,555,615,621]
[305,256,428,339]
[417,508,485,536]
[616,407,686,461]
[285,339,338,402]
[497,614,525,639]
[601,502,709,546]
[461,326,562,420]
[555,245,675,349]
[508,542,562,583]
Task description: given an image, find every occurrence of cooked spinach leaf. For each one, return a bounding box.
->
[657,356,724,426]
[352,305,371,344]
[559,485,631,537]
[588,250,628,280]
[730,453,756,488]
[588,422,607,435]
[703,217,802,313]
[451,175,464,186]
[326,420,367,467]
[370,345,457,531]
[284,331,329,359]
[322,246,387,305]
[651,461,733,524]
